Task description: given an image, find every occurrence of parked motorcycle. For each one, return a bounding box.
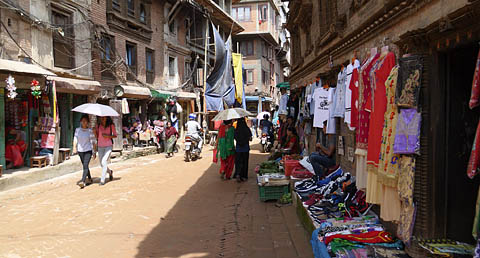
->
[184,132,203,162]
[261,133,273,153]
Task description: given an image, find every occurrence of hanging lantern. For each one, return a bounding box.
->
[5,74,17,99]
[30,79,41,99]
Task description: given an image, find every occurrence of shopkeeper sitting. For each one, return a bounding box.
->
[309,121,336,178]
[269,126,300,160]
[5,126,27,169]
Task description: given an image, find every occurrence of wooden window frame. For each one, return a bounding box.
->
[258,4,268,22]
[145,48,155,84]
[139,3,146,24]
[100,34,116,79]
[112,0,121,11]
[246,69,254,85]
[241,41,254,57]
[126,41,137,81]
[127,0,135,17]
[52,8,75,69]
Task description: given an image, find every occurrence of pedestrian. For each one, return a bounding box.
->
[234,118,252,182]
[216,120,235,180]
[96,116,117,185]
[251,117,258,138]
[73,114,96,189]
[164,121,179,158]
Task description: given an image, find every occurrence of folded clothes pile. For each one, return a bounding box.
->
[297,167,406,257]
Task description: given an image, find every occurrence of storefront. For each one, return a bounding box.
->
[48,76,101,154]
[0,59,56,169]
[176,91,197,137]
[113,85,152,149]
[245,95,272,115]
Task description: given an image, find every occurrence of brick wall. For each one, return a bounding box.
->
[90,0,165,90]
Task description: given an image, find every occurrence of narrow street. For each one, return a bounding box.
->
[0,144,313,258]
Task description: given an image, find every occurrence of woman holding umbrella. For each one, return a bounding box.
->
[73,103,119,186]
[73,114,96,189]
[96,116,117,185]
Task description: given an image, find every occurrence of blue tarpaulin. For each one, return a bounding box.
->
[205,24,235,111]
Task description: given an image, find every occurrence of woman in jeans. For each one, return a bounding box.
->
[73,114,96,189]
[96,116,117,185]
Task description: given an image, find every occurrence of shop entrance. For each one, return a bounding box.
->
[444,43,480,243]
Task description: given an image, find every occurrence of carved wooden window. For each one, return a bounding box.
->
[52,9,74,69]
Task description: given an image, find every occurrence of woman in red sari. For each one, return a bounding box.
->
[216,120,235,180]
[5,127,27,169]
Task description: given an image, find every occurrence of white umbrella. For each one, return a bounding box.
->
[212,108,253,121]
[257,111,271,120]
[72,103,120,117]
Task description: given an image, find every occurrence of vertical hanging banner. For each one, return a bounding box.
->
[232,53,244,105]
[52,80,58,124]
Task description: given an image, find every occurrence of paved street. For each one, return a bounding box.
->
[0,144,313,258]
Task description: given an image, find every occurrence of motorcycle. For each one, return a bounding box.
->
[261,133,273,153]
[184,132,203,162]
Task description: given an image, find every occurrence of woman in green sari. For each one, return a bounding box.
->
[216,120,235,180]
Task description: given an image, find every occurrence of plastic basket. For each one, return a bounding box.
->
[284,159,301,177]
[258,184,290,202]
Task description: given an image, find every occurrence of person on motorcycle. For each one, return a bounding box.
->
[260,114,274,144]
[185,113,203,152]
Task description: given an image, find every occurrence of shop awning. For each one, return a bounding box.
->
[245,96,273,102]
[150,89,172,100]
[276,82,290,89]
[176,91,197,99]
[47,76,101,95]
[0,59,55,76]
[115,85,152,99]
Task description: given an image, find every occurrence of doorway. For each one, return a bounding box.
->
[445,43,480,243]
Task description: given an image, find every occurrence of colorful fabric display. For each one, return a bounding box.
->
[324,230,393,245]
[396,55,423,109]
[393,109,421,155]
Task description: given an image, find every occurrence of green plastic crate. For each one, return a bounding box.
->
[258,184,290,202]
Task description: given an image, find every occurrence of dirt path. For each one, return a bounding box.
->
[0,144,313,258]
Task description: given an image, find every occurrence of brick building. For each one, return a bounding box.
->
[0,0,99,166]
[232,0,290,113]
[287,0,480,255]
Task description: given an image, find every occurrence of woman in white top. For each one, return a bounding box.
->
[73,114,97,189]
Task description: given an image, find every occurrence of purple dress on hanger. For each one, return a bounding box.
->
[393,109,421,155]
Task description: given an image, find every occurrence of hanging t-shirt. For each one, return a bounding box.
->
[313,87,330,128]
[326,88,337,134]
[279,93,289,114]
[345,59,361,127]
[310,81,321,116]
[333,70,346,117]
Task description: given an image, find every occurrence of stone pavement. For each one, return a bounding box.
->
[0,146,158,192]
[0,144,313,258]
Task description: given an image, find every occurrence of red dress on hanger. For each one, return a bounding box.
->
[367,52,396,172]
[357,54,380,150]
